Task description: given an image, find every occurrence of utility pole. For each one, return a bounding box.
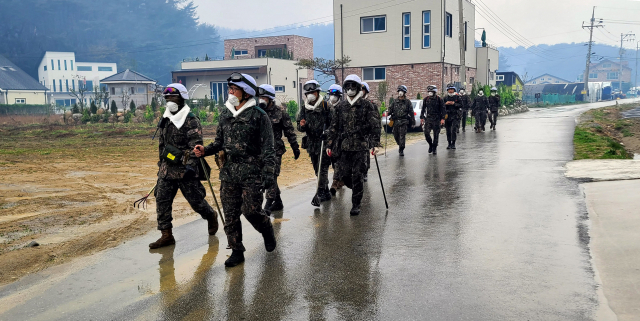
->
[636,42,639,99]
[582,7,602,102]
[458,0,466,90]
[619,32,635,94]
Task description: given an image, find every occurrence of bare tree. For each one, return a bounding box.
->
[375,81,388,106]
[92,85,110,109]
[69,76,90,112]
[121,87,131,113]
[295,56,352,84]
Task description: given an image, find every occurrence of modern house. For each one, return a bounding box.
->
[38,52,117,107]
[476,45,500,87]
[525,73,571,85]
[172,35,313,105]
[332,0,496,100]
[496,71,524,98]
[100,69,157,111]
[0,54,48,105]
[577,59,632,91]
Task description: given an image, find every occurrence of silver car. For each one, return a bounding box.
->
[381,99,423,132]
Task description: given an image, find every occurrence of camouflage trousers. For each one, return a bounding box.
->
[392,124,408,151]
[423,117,442,147]
[309,150,331,189]
[460,109,469,130]
[489,111,498,127]
[155,177,216,230]
[265,155,282,199]
[475,111,488,129]
[221,181,272,252]
[337,150,368,207]
[445,115,460,143]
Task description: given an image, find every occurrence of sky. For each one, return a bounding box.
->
[193,0,640,49]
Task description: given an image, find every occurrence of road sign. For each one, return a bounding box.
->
[581,90,587,95]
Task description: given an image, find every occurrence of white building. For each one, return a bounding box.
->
[37,52,117,107]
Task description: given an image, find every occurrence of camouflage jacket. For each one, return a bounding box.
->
[328,95,380,152]
[471,96,490,113]
[488,95,501,112]
[460,94,471,110]
[264,102,299,156]
[158,111,203,180]
[443,94,463,118]
[204,103,276,184]
[420,95,445,120]
[297,100,331,154]
[388,98,414,127]
[366,99,383,148]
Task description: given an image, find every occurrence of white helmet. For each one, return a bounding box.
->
[164,83,189,100]
[258,84,276,99]
[362,82,371,93]
[303,80,321,94]
[227,73,257,96]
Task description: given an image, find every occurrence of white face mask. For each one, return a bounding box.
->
[448,92,455,97]
[478,92,484,96]
[306,93,317,103]
[491,92,496,96]
[398,91,404,97]
[166,101,179,113]
[347,89,357,97]
[329,95,339,104]
[460,90,465,95]
[227,95,240,107]
[258,98,268,107]
[428,92,434,97]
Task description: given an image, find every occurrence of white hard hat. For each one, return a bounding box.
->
[165,83,189,100]
[227,73,258,96]
[258,84,276,99]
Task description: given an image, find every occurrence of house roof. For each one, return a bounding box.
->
[0,54,48,91]
[590,59,632,70]
[527,73,571,84]
[100,69,155,83]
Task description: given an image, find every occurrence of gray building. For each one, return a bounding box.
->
[101,69,156,111]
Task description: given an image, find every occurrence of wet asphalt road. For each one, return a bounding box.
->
[0,101,630,320]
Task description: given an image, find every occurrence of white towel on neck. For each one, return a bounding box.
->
[162,104,191,129]
[225,99,257,118]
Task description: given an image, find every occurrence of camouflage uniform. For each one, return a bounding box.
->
[443,94,463,146]
[328,95,380,210]
[263,101,299,199]
[420,95,445,149]
[388,98,414,151]
[488,94,501,128]
[471,96,490,131]
[156,110,216,230]
[364,99,382,176]
[203,103,276,252]
[327,100,345,192]
[459,94,471,131]
[297,100,332,195]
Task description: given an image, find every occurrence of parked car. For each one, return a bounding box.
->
[612,90,626,100]
[381,99,423,133]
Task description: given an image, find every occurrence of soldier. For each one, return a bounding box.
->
[149,83,219,250]
[471,89,490,133]
[459,87,471,133]
[443,84,463,150]
[194,73,276,268]
[488,86,500,130]
[297,80,332,202]
[361,82,381,182]
[326,75,380,216]
[420,85,445,155]
[257,84,301,212]
[388,85,414,157]
[327,84,346,195]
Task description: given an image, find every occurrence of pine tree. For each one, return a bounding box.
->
[110,100,117,114]
[129,100,136,112]
[151,97,158,111]
[90,101,98,114]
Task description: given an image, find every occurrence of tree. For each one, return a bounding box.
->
[92,85,110,109]
[129,100,136,112]
[111,100,117,114]
[121,88,131,112]
[376,81,388,115]
[72,103,80,114]
[90,101,98,114]
[151,97,158,111]
[295,56,352,84]
[69,77,90,112]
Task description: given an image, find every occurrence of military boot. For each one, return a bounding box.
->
[264,198,274,212]
[262,224,277,252]
[451,141,456,149]
[428,143,433,154]
[225,250,245,267]
[208,215,219,235]
[149,229,175,249]
[432,146,438,155]
[330,180,339,196]
[270,195,284,211]
[350,202,361,216]
[320,187,332,202]
[446,142,452,150]
[399,149,405,157]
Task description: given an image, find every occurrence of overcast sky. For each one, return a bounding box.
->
[193,0,640,49]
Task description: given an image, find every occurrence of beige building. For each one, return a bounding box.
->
[0,54,48,105]
[333,0,483,98]
[476,46,500,86]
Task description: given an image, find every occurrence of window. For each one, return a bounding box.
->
[363,67,386,81]
[422,11,431,48]
[496,75,505,81]
[58,60,61,70]
[210,82,229,103]
[130,87,135,94]
[607,72,619,80]
[83,80,93,90]
[15,98,26,104]
[64,60,67,70]
[110,87,115,95]
[44,65,47,71]
[137,87,146,94]
[444,67,448,75]
[555,81,559,83]
[70,60,74,70]
[258,49,267,57]
[445,12,453,38]
[59,80,62,92]
[293,81,296,88]
[402,13,411,50]
[72,79,75,91]
[51,59,54,70]
[275,85,285,92]
[234,50,249,56]
[361,15,386,33]
[603,63,611,68]
[53,79,56,92]
[589,72,598,79]
[98,66,113,72]
[532,81,536,84]
[77,66,92,71]
[464,22,468,51]
[66,79,69,92]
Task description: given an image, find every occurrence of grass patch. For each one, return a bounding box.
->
[574,125,632,160]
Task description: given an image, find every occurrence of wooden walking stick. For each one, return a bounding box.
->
[373,152,388,209]
[200,158,225,225]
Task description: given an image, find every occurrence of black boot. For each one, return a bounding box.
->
[399,149,404,157]
[319,187,332,202]
[264,198,274,212]
[432,146,438,155]
[270,195,284,211]
[262,224,277,252]
[462,127,465,132]
[451,141,456,149]
[428,144,433,154]
[350,205,361,216]
[446,142,452,150]
[225,250,245,267]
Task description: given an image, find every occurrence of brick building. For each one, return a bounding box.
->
[224,35,313,63]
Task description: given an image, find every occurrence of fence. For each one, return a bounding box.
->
[523,94,576,105]
[0,104,53,115]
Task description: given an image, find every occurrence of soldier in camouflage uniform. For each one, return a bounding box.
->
[443,84,463,150]
[488,86,500,130]
[297,80,332,202]
[149,83,218,250]
[471,90,490,132]
[326,84,346,195]
[459,88,471,132]
[388,85,414,156]
[420,85,445,155]
[361,82,381,182]
[194,73,276,268]
[327,75,381,216]
[258,84,301,212]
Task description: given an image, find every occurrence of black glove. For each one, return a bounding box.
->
[293,148,301,160]
[262,175,275,191]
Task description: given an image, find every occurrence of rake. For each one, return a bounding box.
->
[133,185,156,210]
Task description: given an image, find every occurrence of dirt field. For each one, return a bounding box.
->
[0,119,424,285]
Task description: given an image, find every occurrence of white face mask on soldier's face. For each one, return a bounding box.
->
[491,92,496,96]
[398,91,404,97]
[166,101,179,113]
[346,89,357,97]
[448,92,455,97]
[428,92,434,97]
[329,95,339,103]
[306,93,317,102]
[227,95,240,107]
[460,90,465,95]
[478,92,484,96]
[258,98,268,106]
